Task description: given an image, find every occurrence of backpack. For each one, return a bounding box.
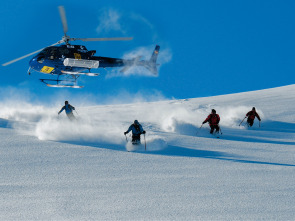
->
[134,124,141,133]
[210,114,219,125]
[247,111,256,120]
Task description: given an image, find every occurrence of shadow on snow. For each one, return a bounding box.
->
[61,140,295,168]
[150,145,295,167]
[258,120,295,133]
[0,118,13,129]
[175,121,295,146]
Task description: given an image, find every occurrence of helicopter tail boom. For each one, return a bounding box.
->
[120,45,160,75]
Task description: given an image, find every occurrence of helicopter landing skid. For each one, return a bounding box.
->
[46,84,83,88]
[40,79,84,88]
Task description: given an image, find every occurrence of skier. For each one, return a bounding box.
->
[202,109,220,134]
[58,101,76,121]
[246,107,261,127]
[124,120,146,144]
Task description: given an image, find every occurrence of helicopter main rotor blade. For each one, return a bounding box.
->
[70,37,133,42]
[58,6,68,35]
[2,42,61,66]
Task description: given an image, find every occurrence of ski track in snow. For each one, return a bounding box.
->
[0,85,295,220]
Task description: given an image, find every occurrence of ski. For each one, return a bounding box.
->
[212,132,222,139]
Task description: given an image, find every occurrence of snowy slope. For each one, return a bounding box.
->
[0,85,295,220]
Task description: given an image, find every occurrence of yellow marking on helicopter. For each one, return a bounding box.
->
[41,66,54,73]
[74,53,82,59]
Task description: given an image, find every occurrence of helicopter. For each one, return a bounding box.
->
[2,6,160,88]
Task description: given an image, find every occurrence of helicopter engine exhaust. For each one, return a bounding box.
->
[63,58,99,69]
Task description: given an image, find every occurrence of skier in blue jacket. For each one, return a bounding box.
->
[124,120,146,144]
[58,101,76,121]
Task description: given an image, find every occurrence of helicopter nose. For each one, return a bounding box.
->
[29,56,40,70]
[29,57,36,65]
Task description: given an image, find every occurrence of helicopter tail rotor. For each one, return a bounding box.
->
[144,45,160,75]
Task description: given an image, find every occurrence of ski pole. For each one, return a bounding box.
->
[144,134,146,151]
[75,110,79,116]
[219,126,223,135]
[196,124,203,136]
[239,117,247,126]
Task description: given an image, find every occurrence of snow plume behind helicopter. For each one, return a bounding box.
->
[106,45,172,78]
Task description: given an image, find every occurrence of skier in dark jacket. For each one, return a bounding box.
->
[246,107,261,127]
[58,101,76,121]
[124,120,146,144]
[202,109,220,134]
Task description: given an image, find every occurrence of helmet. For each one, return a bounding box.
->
[252,107,256,110]
[134,120,139,125]
[65,101,69,105]
[212,109,216,114]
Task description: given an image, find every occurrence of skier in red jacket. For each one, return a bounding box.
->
[246,107,261,127]
[202,109,220,134]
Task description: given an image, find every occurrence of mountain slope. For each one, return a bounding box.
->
[0,85,294,220]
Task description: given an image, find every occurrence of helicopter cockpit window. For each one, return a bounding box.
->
[37,56,45,64]
[49,48,58,60]
[58,48,70,56]
[39,49,49,56]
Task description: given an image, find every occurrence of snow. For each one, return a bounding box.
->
[0,85,295,220]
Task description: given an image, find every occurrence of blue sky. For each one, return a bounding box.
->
[1,0,295,104]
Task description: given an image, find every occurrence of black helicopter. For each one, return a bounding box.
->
[2,6,160,88]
